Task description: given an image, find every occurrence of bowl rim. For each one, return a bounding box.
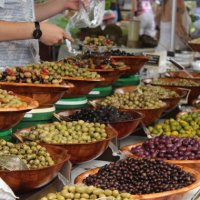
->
[110,55,149,60]
[57,108,144,124]
[114,85,186,101]
[121,142,200,164]
[62,76,104,82]
[14,125,118,146]
[75,165,200,199]
[0,94,39,112]
[91,98,168,111]
[0,81,74,88]
[88,66,129,72]
[142,77,200,88]
[0,144,70,173]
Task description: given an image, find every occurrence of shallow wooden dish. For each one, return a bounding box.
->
[188,42,200,52]
[75,166,200,200]
[121,143,200,172]
[14,126,117,164]
[91,99,166,126]
[111,56,149,76]
[0,95,38,130]
[0,82,74,108]
[57,109,143,139]
[167,71,200,80]
[89,67,130,87]
[62,77,104,98]
[0,144,70,193]
[143,77,200,105]
[176,109,200,119]
[114,86,187,112]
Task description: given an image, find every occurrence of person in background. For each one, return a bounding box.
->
[0,0,83,68]
[156,0,191,51]
[131,0,156,38]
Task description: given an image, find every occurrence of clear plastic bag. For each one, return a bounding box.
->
[67,0,105,30]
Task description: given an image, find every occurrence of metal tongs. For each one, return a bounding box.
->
[0,155,29,171]
[168,58,194,78]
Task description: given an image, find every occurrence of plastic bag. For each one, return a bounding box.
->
[67,0,105,31]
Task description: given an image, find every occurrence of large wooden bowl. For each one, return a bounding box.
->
[91,99,166,125]
[143,78,200,105]
[0,82,74,108]
[111,56,149,76]
[121,143,200,172]
[0,144,70,193]
[166,71,200,80]
[114,86,187,112]
[0,95,38,130]
[75,166,200,200]
[62,77,104,98]
[57,109,144,139]
[14,126,117,164]
[192,98,200,109]
[89,67,130,87]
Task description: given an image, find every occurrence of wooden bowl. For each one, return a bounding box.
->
[121,143,200,172]
[114,86,187,112]
[75,166,200,200]
[14,126,117,164]
[188,42,200,52]
[111,56,149,76]
[62,77,104,98]
[143,78,200,105]
[91,99,167,125]
[89,67,130,87]
[166,71,200,80]
[0,82,74,108]
[0,144,70,193]
[0,95,38,130]
[192,98,200,109]
[57,109,144,139]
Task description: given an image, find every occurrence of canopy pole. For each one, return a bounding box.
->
[170,0,177,51]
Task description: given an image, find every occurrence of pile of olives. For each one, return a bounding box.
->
[84,158,195,194]
[136,85,179,99]
[151,79,200,87]
[0,89,27,108]
[37,62,101,79]
[68,105,134,123]
[0,66,62,84]
[101,92,165,109]
[21,121,107,144]
[109,49,137,56]
[83,36,114,48]
[148,112,200,138]
[0,139,54,169]
[40,184,132,200]
[131,134,200,160]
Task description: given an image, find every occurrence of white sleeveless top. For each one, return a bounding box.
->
[0,0,40,68]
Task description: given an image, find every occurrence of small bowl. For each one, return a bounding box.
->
[14,126,117,164]
[0,144,70,193]
[0,82,74,108]
[91,98,167,126]
[89,67,130,87]
[192,98,200,109]
[62,77,104,98]
[110,56,149,76]
[121,143,200,172]
[75,165,200,200]
[57,109,144,139]
[188,42,200,52]
[0,95,38,130]
[114,85,186,112]
[143,77,200,105]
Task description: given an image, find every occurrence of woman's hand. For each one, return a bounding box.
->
[40,22,73,46]
[65,0,89,11]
